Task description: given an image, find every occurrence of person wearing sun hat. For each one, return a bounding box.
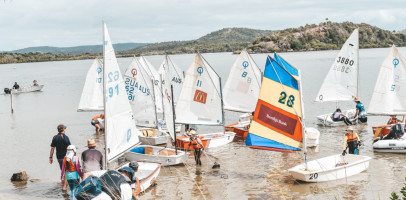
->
[342,126,360,156]
[352,96,367,123]
[81,139,103,173]
[187,130,204,166]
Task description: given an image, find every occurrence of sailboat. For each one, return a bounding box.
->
[247,55,370,182]
[369,45,406,153]
[123,56,170,145]
[175,53,236,149]
[223,49,262,139]
[139,56,163,114]
[315,29,359,126]
[78,58,104,112]
[81,22,161,199]
[124,58,189,166]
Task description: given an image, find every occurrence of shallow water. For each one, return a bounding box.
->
[1,48,406,199]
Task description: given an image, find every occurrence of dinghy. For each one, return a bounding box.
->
[369,45,406,153]
[78,22,161,200]
[175,53,235,149]
[315,29,360,126]
[124,56,170,145]
[77,58,104,111]
[4,85,44,94]
[125,58,189,165]
[246,55,370,182]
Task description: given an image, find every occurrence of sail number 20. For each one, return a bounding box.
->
[278,92,294,107]
[107,71,120,98]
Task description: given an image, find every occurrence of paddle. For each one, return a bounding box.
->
[202,150,220,169]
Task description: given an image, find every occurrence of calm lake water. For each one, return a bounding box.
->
[1,47,406,199]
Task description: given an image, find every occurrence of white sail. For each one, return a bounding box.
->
[103,22,139,162]
[139,56,163,113]
[223,49,262,113]
[77,58,104,111]
[124,57,157,128]
[315,29,359,102]
[368,45,406,115]
[161,59,176,140]
[158,55,184,102]
[175,54,223,125]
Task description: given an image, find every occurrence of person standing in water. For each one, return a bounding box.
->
[353,96,367,123]
[342,126,360,155]
[81,139,103,173]
[50,124,71,184]
[91,114,104,133]
[188,130,204,166]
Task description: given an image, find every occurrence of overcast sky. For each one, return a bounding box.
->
[0,0,405,51]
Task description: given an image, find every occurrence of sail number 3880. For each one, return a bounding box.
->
[278,92,294,107]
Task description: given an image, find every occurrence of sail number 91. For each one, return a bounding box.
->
[278,92,294,107]
[107,71,120,98]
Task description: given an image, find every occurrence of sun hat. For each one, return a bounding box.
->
[87,139,96,147]
[354,97,361,102]
[345,126,354,132]
[189,130,197,136]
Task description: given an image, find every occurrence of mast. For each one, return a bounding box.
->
[170,84,177,155]
[219,77,225,134]
[298,70,307,169]
[356,29,359,98]
[102,21,108,169]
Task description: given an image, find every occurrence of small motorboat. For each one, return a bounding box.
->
[316,109,356,126]
[124,145,189,166]
[4,85,44,94]
[373,124,406,153]
[288,154,371,182]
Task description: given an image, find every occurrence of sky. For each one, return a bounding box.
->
[0,0,405,51]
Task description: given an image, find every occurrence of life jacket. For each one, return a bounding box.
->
[346,132,358,142]
[92,115,101,121]
[389,118,399,124]
[190,137,203,150]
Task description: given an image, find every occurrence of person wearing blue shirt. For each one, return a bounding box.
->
[353,96,367,123]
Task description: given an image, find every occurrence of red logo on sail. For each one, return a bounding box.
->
[193,90,207,104]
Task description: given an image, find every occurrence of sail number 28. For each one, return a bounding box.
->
[278,92,294,107]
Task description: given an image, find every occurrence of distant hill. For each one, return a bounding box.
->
[120,28,275,55]
[248,22,406,53]
[400,29,406,34]
[9,43,149,55]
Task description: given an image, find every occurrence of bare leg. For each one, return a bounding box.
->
[62,172,67,191]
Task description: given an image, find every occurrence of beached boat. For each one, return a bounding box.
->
[76,22,161,199]
[369,45,406,153]
[315,29,360,126]
[124,56,170,145]
[77,58,104,112]
[124,145,188,166]
[175,53,236,149]
[4,85,44,94]
[246,55,370,182]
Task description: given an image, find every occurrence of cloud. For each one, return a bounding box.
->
[0,0,405,51]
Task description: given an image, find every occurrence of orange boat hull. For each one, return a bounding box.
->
[176,136,209,150]
[225,126,248,139]
[372,125,406,138]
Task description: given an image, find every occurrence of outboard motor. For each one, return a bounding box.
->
[4,88,10,94]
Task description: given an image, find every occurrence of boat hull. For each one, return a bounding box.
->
[373,138,406,153]
[176,132,236,150]
[316,109,356,126]
[305,127,320,147]
[225,125,248,139]
[124,145,189,166]
[288,154,371,182]
[138,128,170,145]
[4,85,44,94]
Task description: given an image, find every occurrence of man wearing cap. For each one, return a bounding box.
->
[187,130,204,166]
[127,161,141,200]
[342,127,360,155]
[353,96,367,123]
[81,139,103,173]
[49,124,71,170]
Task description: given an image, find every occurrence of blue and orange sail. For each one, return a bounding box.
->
[246,55,303,153]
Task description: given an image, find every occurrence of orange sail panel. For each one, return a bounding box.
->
[246,56,303,152]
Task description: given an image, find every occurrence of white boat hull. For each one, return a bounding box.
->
[6,85,44,94]
[138,128,171,145]
[124,145,189,166]
[305,127,320,147]
[373,138,406,153]
[288,154,371,182]
[316,109,356,126]
[205,132,236,148]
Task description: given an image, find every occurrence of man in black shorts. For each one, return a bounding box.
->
[49,124,71,170]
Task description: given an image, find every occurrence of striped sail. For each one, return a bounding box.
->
[77,58,104,111]
[223,49,262,113]
[175,53,223,125]
[103,22,139,162]
[158,55,184,103]
[368,45,406,115]
[246,56,303,152]
[139,56,163,113]
[274,53,299,78]
[124,57,157,128]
